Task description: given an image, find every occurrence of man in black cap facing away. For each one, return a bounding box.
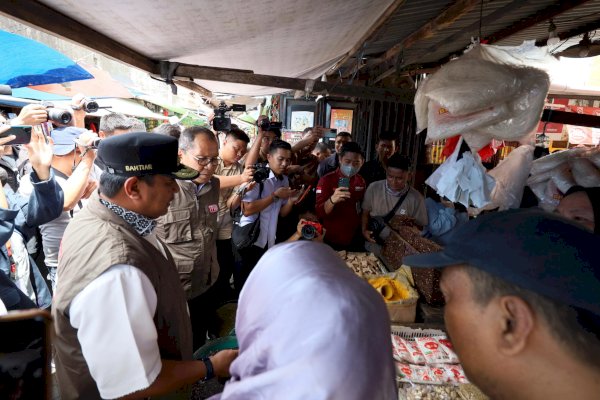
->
[404,209,600,400]
[52,132,237,399]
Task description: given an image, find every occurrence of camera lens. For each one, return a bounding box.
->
[301,225,316,240]
[84,100,99,113]
[47,109,72,125]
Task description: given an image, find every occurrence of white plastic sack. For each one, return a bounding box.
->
[551,163,577,194]
[426,100,508,144]
[486,145,534,210]
[530,179,561,212]
[426,138,495,209]
[570,157,600,187]
[530,147,586,175]
[424,58,519,116]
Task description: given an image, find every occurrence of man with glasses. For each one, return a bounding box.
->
[155,126,222,349]
[361,154,427,245]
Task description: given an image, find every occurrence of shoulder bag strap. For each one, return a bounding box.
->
[383,189,410,223]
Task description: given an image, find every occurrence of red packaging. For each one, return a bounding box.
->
[428,365,448,384]
[440,364,469,384]
[414,337,452,364]
[391,335,412,362]
[396,362,414,382]
[400,337,426,364]
[435,336,459,364]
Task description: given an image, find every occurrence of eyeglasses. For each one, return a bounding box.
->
[192,155,221,167]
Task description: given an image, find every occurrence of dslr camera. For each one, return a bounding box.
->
[301,221,323,240]
[213,101,246,132]
[251,163,270,184]
[41,102,72,125]
[257,118,282,131]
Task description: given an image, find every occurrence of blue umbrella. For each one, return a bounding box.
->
[0,30,93,88]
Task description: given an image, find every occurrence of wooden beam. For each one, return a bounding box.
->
[381,0,481,63]
[326,0,407,76]
[541,109,600,128]
[173,63,415,103]
[484,0,591,44]
[173,79,213,99]
[0,0,159,74]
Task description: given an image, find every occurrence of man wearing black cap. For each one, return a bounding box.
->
[52,133,236,399]
[404,209,600,400]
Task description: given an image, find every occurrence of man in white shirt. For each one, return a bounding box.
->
[235,140,301,289]
[53,132,237,399]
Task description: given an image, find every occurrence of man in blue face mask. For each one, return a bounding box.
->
[316,142,366,250]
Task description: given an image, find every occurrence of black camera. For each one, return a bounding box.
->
[213,101,246,132]
[42,102,72,125]
[258,118,283,131]
[251,163,270,184]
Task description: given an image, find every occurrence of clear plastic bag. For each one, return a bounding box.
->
[551,163,577,194]
[485,145,534,211]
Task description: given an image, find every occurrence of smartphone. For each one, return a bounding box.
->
[0,309,52,399]
[338,177,350,188]
[0,125,32,145]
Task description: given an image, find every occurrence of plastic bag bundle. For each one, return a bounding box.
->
[527,147,600,211]
[414,45,550,151]
[473,145,534,214]
[426,138,496,209]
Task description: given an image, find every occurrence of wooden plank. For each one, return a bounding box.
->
[0,0,158,73]
[327,0,407,76]
[541,109,600,129]
[174,63,415,103]
[173,79,213,98]
[382,0,481,63]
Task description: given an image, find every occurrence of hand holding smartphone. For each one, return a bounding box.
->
[0,125,32,145]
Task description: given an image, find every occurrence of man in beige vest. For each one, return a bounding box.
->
[155,126,222,349]
[53,132,237,399]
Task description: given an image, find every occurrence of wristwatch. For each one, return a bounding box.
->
[272,193,280,201]
[201,357,215,381]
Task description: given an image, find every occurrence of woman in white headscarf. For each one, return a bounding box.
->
[211,241,397,400]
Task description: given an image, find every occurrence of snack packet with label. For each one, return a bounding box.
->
[391,335,412,362]
[400,337,427,364]
[435,336,459,364]
[415,337,453,364]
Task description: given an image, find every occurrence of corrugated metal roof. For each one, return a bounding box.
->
[343,0,600,75]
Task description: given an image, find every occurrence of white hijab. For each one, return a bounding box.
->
[211,241,397,400]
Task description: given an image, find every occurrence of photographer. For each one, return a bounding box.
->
[316,142,366,251]
[0,126,63,310]
[285,212,325,242]
[213,128,261,300]
[235,140,303,289]
[18,126,98,292]
[244,115,281,165]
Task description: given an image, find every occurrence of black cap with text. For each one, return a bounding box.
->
[98,131,198,180]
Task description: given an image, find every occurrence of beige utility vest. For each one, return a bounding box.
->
[52,193,193,400]
[155,178,220,299]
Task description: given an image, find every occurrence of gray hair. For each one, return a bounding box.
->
[128,118,146,132]
[179,126,217,151]
[153,123,182,140]
[99,113,134,136]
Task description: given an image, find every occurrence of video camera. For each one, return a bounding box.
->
[71,100,99,113]
[257,118,282,131]
[213,101,246,132]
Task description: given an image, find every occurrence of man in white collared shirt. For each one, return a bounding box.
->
[237,140,300,288]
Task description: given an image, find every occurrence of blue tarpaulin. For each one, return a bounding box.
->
[0,30,93,88]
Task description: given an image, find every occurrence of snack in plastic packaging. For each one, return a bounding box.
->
[401,337,427,364]
[391,335,412,362]
[415,337,453,364]
[436,337,459,364]
[369,276,411,302]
